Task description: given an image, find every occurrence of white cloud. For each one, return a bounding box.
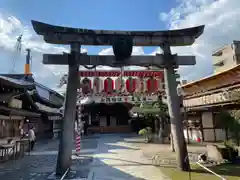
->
[0,11,147,92]
[158,0,240,81]
[98,46,146,70]
[97,0,239,82]
[3,0,236,92]
[0,11,89,91]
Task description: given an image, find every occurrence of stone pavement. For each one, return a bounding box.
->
[1,134,204,179]
[86,134,171,180]
[0,137,98,180]
[123,136,206,165]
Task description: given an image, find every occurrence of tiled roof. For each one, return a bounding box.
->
[0,75,34,87]
[182,65,240,91]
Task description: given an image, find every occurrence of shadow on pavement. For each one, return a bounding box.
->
[89,158,148,180]
[0,154,94,180]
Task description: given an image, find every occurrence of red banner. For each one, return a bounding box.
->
[79,70,163,77]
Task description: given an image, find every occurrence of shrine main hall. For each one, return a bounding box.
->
[74,69,164,133]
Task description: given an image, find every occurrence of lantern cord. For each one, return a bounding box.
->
[93,66,97,96]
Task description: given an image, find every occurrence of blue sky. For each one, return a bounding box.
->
[0,0,175,54]
[0,0,237,91]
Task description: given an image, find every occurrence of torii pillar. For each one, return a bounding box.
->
[161,43,189,170]
[56,43,80,175]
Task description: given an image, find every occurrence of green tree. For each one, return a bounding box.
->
[229,110,240,146]
[217,110,240,146]
[152,97,171,144]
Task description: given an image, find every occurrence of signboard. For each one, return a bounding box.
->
[48,116,62,121]
[8,98,22,109]
[0,115,23,120]
[36,102,60,113]
[77,95,158,105]
[183,88,240,107]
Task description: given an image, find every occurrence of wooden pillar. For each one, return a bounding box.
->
[184,107,190,144]
[56,43,80,175]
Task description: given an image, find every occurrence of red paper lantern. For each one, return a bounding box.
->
[126,77,136,93]
[146,78,158,93]
[82,78,91,94]
[93,77,102,94]
[135,78,145,93]
[154,79,159,91]
[104,77,114,93]
[115,77,123,91]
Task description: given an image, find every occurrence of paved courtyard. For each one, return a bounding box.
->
[87,134,170,180]
[0,138,97,180]
[0,134,174,180]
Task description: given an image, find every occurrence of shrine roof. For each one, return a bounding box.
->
[181,64,240,94]
[31,20,204,46]
[0,75,34,88]
[0,74,64,107]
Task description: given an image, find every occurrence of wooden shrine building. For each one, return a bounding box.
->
[0,74,64,140]
[182,64,240,142]
[75,69,165,133]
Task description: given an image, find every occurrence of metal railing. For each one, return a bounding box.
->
[59,168,70,180]
[196,162,226,180]
[151,154,227,180]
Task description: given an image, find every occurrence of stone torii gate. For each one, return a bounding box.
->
[31,20,204,175]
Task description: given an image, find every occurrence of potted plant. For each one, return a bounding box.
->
[139,127,153,143]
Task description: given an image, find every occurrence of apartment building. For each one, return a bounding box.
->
[213,40,240,74]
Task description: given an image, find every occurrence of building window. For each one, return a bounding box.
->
[232,42,238,49]
[214,51,223,56]
[214,60,224,67]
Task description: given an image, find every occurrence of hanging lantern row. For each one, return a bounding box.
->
[80,77,164,94]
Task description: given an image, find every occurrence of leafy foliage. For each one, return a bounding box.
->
[138,128,147,136]
[217,110,240,146]
[132,97,168,116]
[138,127,153,142]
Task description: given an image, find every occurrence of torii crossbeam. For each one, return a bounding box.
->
[32,20,203,46]
[31,20,204,175]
